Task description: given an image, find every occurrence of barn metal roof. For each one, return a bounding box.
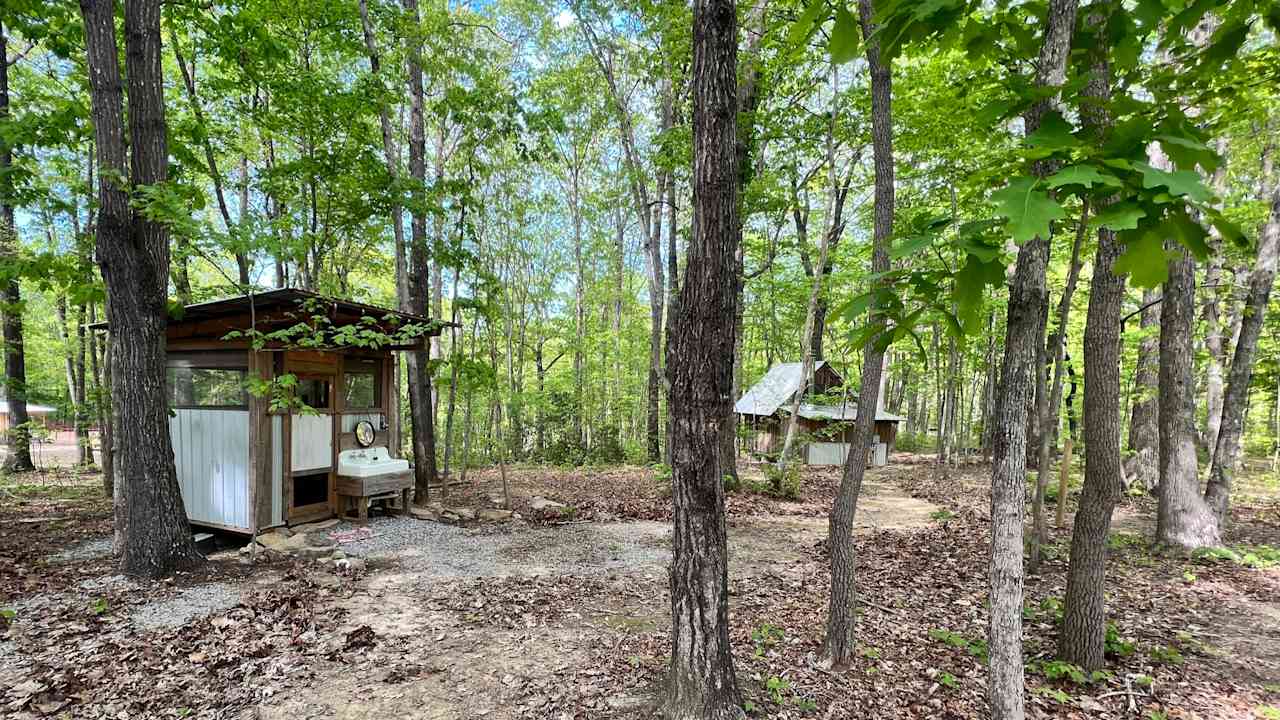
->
[734,361,830,417]
[734,361,902,422]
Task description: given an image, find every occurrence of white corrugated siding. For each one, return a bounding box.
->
[807,442,851,466]
[291,413,333,473]
[340,412,383,433]
[169,409,251,531]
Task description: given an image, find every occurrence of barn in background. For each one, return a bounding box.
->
[735,361,901,466]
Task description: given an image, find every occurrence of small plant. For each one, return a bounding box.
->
[938,671,959,689]
[928,628,988,660]
[1194,544,1280,569]
[91,597,109,615]
[1105,622,1135,656]
[1256,706,1280,720]
[1146,710,1169,720]
[752,623,785,658]
[929,508,956,521]
[1033,685,1073,704]
[1038,660,1088,684]
[1182,567,1197,583]
[1150,645,1184,665]
[764,675,792,704]
[763,464,802,500]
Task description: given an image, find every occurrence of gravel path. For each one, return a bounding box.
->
[332,516,670,579]
[47,537,113,563]
[129,582,242,631]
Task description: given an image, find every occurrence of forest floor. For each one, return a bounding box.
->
[1,458,1279,719]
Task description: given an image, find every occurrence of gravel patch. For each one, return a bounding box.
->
[48,536,113,563]
[334,516,670,579]
[129,582,241,631]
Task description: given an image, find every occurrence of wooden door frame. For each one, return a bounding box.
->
[286,370,338,523]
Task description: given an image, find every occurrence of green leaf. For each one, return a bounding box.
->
[1135,162,1212,203]
[1113,230,1171,288]
[788,0,827,49]
[1025,112,1079,155]
[954,254,1005,332]
[1166,209,1210,260]
[1045,165,1122,190]
[991,177,1066,245]
[1091,202,1147,232]
[829,3,861,64]
[891,233,934,259]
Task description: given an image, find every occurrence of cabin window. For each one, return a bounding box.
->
[295,378,331,410]
[342,361,381,409]
[167,368,248,408]
[343,373,377,408]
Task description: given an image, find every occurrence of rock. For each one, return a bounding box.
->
[305,533,337,548]
[347,558,366,574]
[258,531,310,553]
[529,497,566,512]
[478,508,513,522]
[450,507,477,521]
[331,550,347,560]
[410,506,441,522]
[294,545,337,560]
[292,519,339,534]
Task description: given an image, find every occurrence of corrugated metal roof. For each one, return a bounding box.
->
[793,403,903,423]
[734,361,827,416]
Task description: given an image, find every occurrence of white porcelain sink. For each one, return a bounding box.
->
[338,447,409,478]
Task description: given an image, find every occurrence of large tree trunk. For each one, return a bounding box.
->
[986,1,1076,715]
[81,0,203,577]
[820,0,892,669]
[1205,175,1280,520]
[1059,9,1126,672]
[1125,287,1161,491]
[402,0,438,501]
[662,0,741,713]
[1156,244,1221,548]
[0,25,34,474]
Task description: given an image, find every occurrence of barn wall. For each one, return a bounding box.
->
[271,415,284,526]
[169,409,251,531]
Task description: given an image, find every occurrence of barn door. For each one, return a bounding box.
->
[287,373,335,522]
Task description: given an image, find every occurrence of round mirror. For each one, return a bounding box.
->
[354,420,376,447]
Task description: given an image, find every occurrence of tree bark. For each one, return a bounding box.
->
[1156,243,1221,548]
[402,0,438,501]
[662,0,741,713]
[1125,287,1161,491]
[1059,8,1126,672]
[1205,174,1280,520]
[81,0,203,576]
[985,0,1077,713]
[820,0,892,669]
[1029,205,1086,573]
[0,23,34,473]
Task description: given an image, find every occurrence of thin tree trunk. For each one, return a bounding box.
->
[1030,205,1086,572]
[1059,9,1126,671]
[988,0,1076,713]
[0,25,34,473]
[1205,172,1280,519]
[663,0,741,712]
[821,0,892,669]
[402,0,438,502]
[1126,287,1161,491]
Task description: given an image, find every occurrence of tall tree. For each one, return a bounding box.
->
[1204,158,1280,521]
[1059,7,1127,670]
[986,0,1076,714]
[0,21,35,473]
[820,0,893,670]
[80,0,203,576]
[1125,287,1161,492]
[403,0,439,501]
[663,0,740,713]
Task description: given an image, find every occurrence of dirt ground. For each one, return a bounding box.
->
[3,458,1280,719]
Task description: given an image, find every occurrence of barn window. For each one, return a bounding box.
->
[342,358,381,409]
[167,368,248,408]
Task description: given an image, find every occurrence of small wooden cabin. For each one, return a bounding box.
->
[109,289,448,534]
[735,361,902,466]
